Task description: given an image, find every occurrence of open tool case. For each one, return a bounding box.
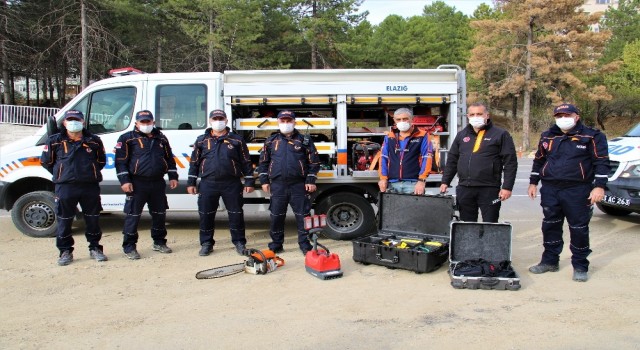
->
[449,222,521,291]
[352,192,455,273]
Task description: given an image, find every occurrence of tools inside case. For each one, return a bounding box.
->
[352,192,455,273]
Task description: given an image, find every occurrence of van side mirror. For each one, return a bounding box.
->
[46,116,59,137]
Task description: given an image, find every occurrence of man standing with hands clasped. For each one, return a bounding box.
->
[528,103,609,282]
[187,109,255,256]
[115,110,178,259]
[440,102,518,222]
[378,107,433,195]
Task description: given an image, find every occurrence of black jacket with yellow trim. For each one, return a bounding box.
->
[441,120,517,190]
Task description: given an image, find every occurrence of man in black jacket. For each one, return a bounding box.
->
[41,110,107,266]
[258,110,320,255]
[115,110,178,259]
[440,102,518,222]
[528,103,610,282]
[187,110,255,256]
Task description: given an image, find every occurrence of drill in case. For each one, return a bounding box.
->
[304,215,343,280]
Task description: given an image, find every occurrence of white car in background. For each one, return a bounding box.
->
[598,122,640,216]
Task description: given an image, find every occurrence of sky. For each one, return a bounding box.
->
[358,0,493,24]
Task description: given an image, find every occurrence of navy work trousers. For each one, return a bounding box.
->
[122,178,168,252]
[197,179,246,247]
[539,182,593,271]
[55,183,103,254]
[455,185,501,222]
[268,180,312,251]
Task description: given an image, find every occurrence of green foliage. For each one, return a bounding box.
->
[354,1,473,69]
[601,0,640,64]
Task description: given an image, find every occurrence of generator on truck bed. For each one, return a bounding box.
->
[0,66,467,240]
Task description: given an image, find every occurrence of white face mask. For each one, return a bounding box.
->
[555,117,576,131]
[469,117,486,128]
[65,120,83,133]
[138,124,154,134]
[279,123,295,134]
[396,121,411,132]
[210,120,227,132]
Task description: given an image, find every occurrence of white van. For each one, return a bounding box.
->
[597,122,640,216]
[0,67,467,239]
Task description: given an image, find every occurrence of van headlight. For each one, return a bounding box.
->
[620,160,640,179]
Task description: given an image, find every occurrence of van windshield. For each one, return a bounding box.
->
[625,123,640,137]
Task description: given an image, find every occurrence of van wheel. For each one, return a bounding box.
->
[11,191,57,238]
[316,192,376,240]
[596,202,632,216]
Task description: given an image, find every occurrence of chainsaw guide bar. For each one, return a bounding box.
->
[195,263,245,279]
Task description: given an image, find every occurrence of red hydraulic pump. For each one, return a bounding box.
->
[304,215,343,280]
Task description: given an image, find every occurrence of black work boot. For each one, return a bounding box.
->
[199,244,213,256]
[528,263,559,274]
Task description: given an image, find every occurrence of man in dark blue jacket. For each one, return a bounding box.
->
[187,110,255,256]
[528,103,610,282]
[41,110,107,266]
[115,110,178,259]
[440,102,518,222]
[258,110,320,255]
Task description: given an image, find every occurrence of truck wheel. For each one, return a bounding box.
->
[11,191,57,238]
[596,202,632,216]
[316,192,376,240]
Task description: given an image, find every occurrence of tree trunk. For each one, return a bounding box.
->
[157,37,162,73]
[10,70,15,104]
[81,0,89,89]
[35,71,40,105]
[1,66,8,105]
[26,75,30,105]
[48,75,54,106]
[311,0,317,69]
[208,11,214,72]
[522,17,534,151]
[0,0,8,104]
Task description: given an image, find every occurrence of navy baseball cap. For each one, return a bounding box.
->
[553,103,580,116]
[64,110,85,121]
[209,109,227,119]
[277,110,296,120]
[135,110,154,121]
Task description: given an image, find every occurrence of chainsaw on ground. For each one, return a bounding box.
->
[304,215,343,280]
[195,248,284,279]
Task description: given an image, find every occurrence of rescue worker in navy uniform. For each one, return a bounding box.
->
[41,110,107,266]
[187,110,255,256]
[378,107,433,195]
[115,110,178,259]
[258,110,320,255]
[528,103,609,282]
[440,102,518,222]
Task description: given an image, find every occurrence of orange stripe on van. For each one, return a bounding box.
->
[174,157,185,169]
[21,157,41,166]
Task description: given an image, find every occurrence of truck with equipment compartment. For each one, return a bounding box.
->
[0,66,467,240]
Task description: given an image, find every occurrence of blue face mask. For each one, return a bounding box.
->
[66,120,84,132]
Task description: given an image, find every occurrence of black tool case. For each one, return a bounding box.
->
[449,222,521,291]
[352,193,455,273]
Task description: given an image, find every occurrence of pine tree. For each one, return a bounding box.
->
[468,0,610,150]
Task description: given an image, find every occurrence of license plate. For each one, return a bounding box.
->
[603,195,631,207]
